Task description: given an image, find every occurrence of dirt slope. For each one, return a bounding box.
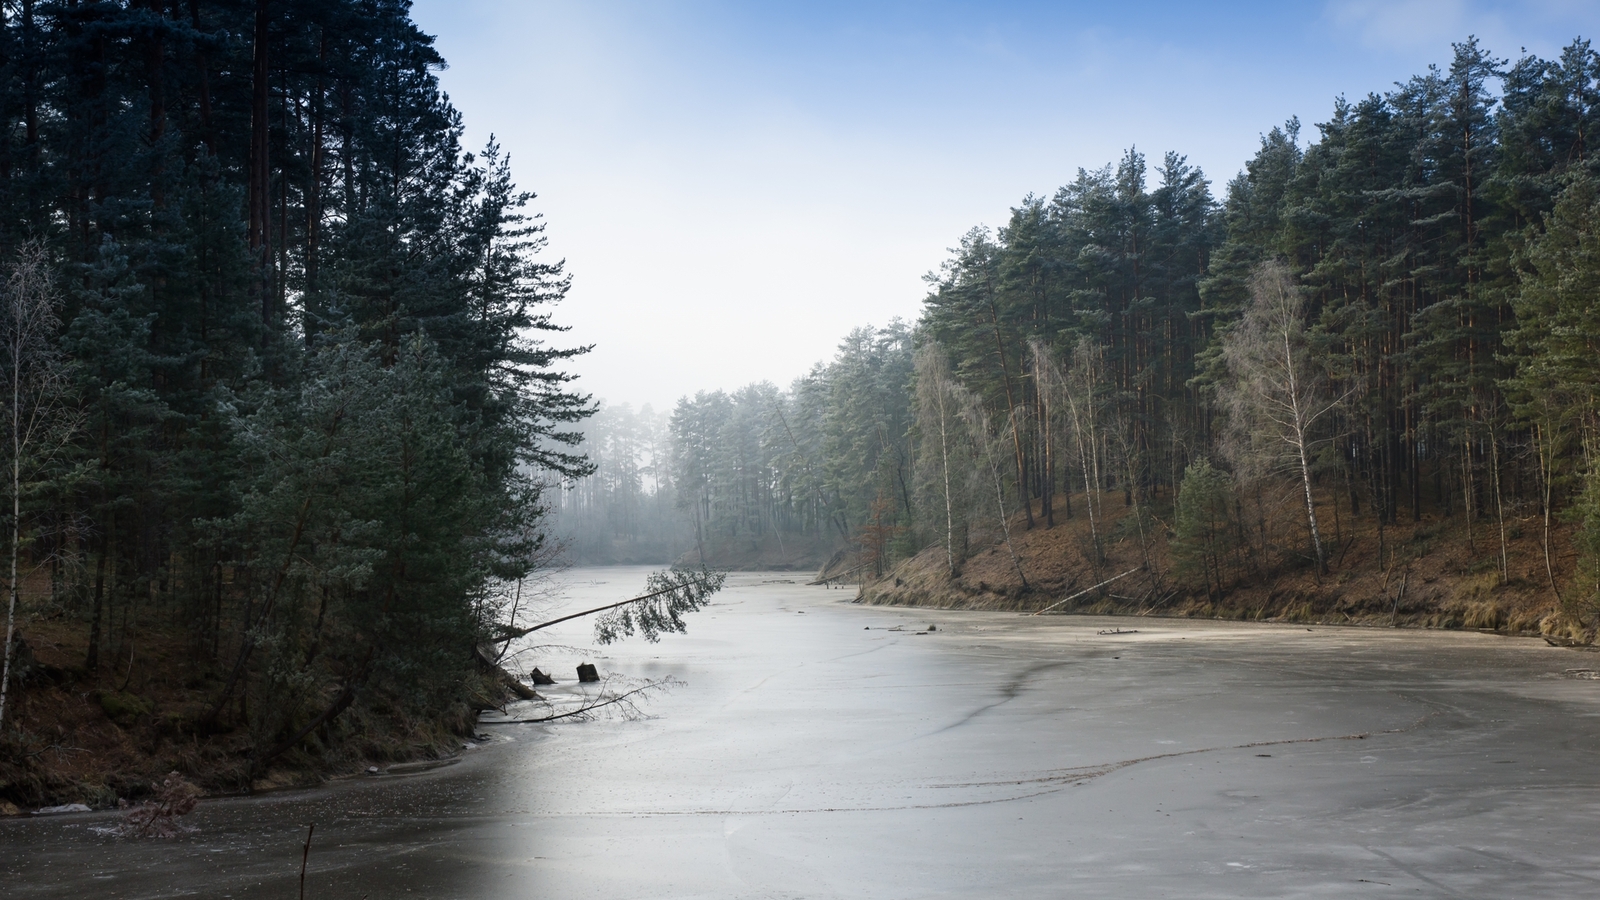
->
[857,488,1581,641]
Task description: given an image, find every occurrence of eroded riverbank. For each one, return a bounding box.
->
[5,568,1600,898]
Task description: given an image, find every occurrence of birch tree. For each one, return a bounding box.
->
[914,343,964,576]
[1218,261,1340,577]
[955,383,1028,588]
[1063,337,1107,566]
[0,244,78,733]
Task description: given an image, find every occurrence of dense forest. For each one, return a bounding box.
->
[0,0,592,801]
[7,7,1600,806]
[569,37,1600,629]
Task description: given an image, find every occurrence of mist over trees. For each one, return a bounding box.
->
[549,323,917,570]
[667,324,915,567]
[0,0,591,777]
[564,36,1600,623]
[544,402,679,564]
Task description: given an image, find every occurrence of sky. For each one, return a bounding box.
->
[406,0,1600,413]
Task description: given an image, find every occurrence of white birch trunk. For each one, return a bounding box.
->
[936,385,955,577]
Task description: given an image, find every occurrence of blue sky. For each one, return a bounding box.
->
[407,0,1600,412]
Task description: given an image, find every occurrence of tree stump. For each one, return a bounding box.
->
[529,668,556,685]
[576,663,600,683]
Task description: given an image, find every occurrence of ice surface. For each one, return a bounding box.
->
[5,567,1600,898]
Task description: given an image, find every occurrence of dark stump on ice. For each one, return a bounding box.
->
[529,668,556,685]
[576,663,600,683]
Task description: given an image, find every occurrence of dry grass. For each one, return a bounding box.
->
[860,486,1574,639]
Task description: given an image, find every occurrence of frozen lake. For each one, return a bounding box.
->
[6,567,1600,898]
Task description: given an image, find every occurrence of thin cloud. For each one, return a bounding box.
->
[1322,0,1551,56]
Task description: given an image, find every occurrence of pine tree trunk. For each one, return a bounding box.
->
[1537,422,1562,603]
[1492,427,1508,583]
[189,0,214,154]
[249,0,272,329]
[984,295,1033,529]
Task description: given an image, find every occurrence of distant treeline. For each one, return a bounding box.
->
[547,402,681,564]
[0,0,589,779]
[550,324,915,566]
[563,38,1600,614]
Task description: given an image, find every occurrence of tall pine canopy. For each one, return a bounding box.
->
[0,0,592,784]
